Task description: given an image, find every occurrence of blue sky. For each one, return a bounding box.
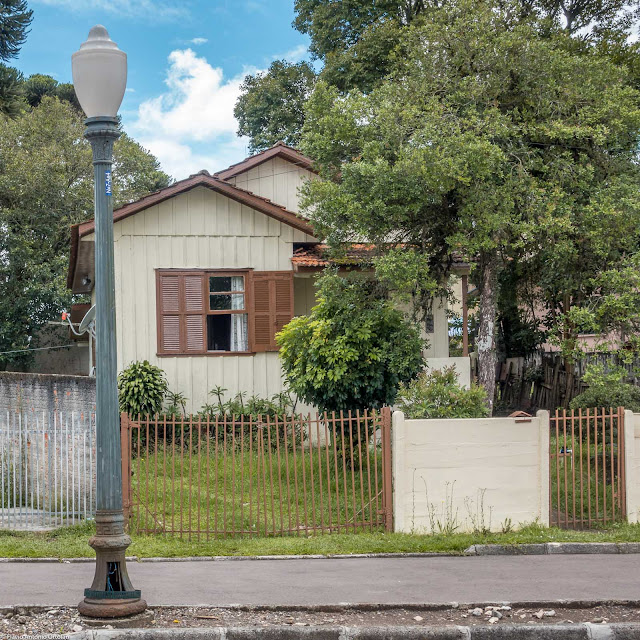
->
[15,0,312,179]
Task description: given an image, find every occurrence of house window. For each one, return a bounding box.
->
[156,270,293,356]
[207,275,248,352]
[425,312,434,334]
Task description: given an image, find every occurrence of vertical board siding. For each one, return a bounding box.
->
[113,186,314,414]
[229,157,316,214]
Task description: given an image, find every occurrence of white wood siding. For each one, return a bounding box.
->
[227,157,315,214]
[87,186,316,414]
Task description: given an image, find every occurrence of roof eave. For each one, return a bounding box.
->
[215,144,316,181]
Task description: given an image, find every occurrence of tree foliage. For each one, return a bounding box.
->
[22,73,80,110]
[277,271,424,413]
[234,60,316,153]
[299,0,640,411]
[0,0,31,116]
[0,97,170,369]
[0,0,31,62]
[569,365,640,413]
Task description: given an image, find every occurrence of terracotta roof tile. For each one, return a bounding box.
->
[291,243,471,271]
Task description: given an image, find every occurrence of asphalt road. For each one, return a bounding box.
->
[1,555,639,607]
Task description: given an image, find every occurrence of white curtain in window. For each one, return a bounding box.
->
[230,276,248,351]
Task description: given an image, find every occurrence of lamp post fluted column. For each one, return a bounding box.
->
[73,26,146,620]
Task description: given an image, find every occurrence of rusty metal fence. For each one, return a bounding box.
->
[550,408,625,529]
[122,408,392,538]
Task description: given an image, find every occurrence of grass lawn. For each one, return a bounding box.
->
[128,434,385,536]
[1,521,640,559]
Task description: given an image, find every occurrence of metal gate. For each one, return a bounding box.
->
[122,407,393,538]
[550,408,625,529]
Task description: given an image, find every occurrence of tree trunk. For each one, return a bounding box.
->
[477,252,499,415]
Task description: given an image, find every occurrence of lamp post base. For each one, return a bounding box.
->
[78,510,146,619]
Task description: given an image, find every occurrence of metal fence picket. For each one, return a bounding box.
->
[0,411,96,531]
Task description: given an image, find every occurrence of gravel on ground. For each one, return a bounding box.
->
[2,603,640,635]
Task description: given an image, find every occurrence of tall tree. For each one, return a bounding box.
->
[0,0,31,61]
[299,0,640,411]
[0,97,170,369]
[234,60,316,153]
[22,73,81,110]
[0,0,32,116]
[237,0,640,152]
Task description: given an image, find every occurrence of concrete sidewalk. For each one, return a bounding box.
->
[2,555,640,607]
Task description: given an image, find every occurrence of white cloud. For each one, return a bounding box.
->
[30,0,189,19]
[126,48,259,180]
[190,37,208,45]
[135,138,249,182]
[274,44,308,64]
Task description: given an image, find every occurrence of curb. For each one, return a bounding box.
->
[69,623,640,639]
[5,600,640,615]
[0,553,458,563]
[465,543,640,555]
[3,542,640,563]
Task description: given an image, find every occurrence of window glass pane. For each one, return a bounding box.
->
[425,313,434,333]
[209,294,244,311]
[207,313,248,352]
[209,276,244,292]
[207,314,231,351]
[230,313,248,351]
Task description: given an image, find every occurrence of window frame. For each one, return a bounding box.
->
[156,268,254,357]
[205,270,251,354]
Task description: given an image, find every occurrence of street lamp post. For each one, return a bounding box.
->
[72,25,146,619]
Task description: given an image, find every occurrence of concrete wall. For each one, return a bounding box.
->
[423,298,449,359]
[392,411,550,533]
[425,357,471,389]
[0,372,95,414]
[5,326,90,377]
[624,411,640,523]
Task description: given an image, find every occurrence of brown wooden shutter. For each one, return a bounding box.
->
[252,273,273,353]
[158,273,181,353]
[157,271,206,355]
[274,273,294,338]
[250,271,294,352]
[183,274,205,353]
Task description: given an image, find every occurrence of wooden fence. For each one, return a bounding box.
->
[121,408,392,539]
[496,351,640,413]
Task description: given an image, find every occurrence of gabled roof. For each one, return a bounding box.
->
[74,170,314,240]
[214,141,316,181]
[67,171,316,290]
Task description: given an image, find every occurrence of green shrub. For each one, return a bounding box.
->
[277,271,425,414]
[569,364,640,412]
[396,366,489,419]
[118,360,168,417]
[198,388,303,450]
[165,390,188,418]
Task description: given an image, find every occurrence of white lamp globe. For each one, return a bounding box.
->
[72,25,127,119]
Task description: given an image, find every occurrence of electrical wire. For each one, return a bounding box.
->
[0,344,79,356]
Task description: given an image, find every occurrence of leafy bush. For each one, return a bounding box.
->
[198,388,303,450]
[396,366,489,419]
[277,272,425,413]
[165,390,188,418]
[118,360,168,417]
[569,364,640,412]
